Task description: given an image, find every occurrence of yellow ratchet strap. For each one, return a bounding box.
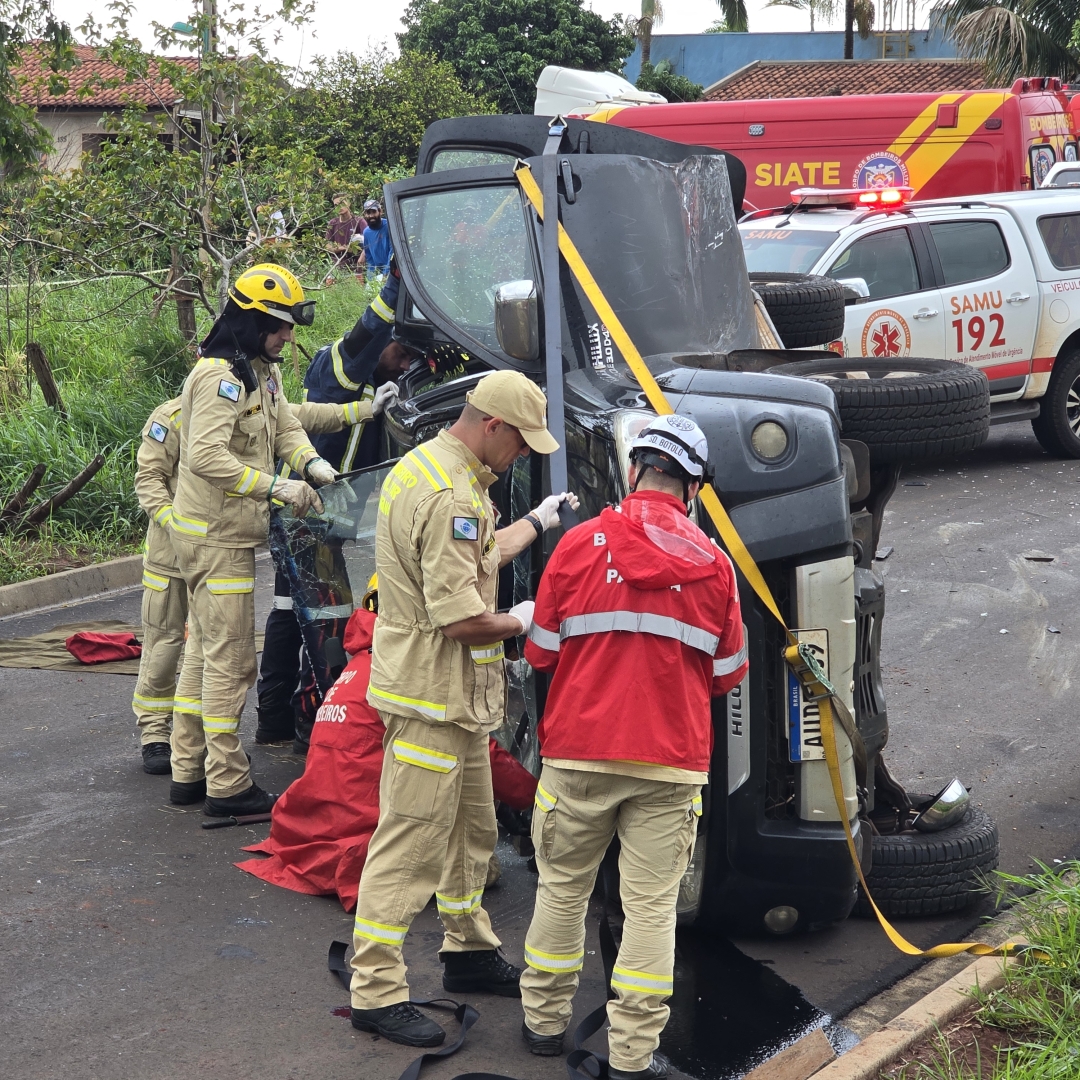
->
[515,161,1040,964]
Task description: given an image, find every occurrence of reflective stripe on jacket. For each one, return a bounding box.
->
[134,396,183,577]
[524,490,747,773]
[366,430,505,733]
[173,355,317,548]
[302,274,397,472]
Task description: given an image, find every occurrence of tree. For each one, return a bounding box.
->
[2,1,75,175]
[715,0,749,33]
[939,0,1079,83]
[16,2,332,327]
[282,47,494,176]
[636,60,703,102]
[398,0,635,115]
[766,0,838,32]
[633,0,663,68]
[843,0,875,58]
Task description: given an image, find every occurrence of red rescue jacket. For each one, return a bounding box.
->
[524,490,747,774]
[238,607,536,910]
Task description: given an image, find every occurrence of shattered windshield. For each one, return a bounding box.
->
[268,466,390,628]
[546,153,761,375]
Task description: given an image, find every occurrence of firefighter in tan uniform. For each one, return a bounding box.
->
[348,370,579,1048]
[169,263,341,817]
[131,396,186,775]
[132,390,359,779]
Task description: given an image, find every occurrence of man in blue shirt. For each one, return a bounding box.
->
[361,199,392,281]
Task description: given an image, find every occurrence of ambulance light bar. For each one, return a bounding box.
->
[790,186,915,208]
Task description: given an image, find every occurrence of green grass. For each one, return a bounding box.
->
[0,272,375,586]
[892,864,1080,1079]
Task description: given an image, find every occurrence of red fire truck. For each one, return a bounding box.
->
[587,78,1076,213]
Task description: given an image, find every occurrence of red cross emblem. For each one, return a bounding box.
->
[870,321,902,357]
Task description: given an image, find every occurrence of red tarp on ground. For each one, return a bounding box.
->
[64,631,142,664]
[237,608,537,911]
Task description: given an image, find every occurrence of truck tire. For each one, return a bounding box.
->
[767,357,990,463]
[854,802,999,918]
[1031,349,1080,458]
[748,272,846,348]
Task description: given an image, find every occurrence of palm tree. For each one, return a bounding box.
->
[633,0,663,68]
[765,0,839,32]
[938,0,1080,84]
[717,0,749,32]
[844,0,876,57]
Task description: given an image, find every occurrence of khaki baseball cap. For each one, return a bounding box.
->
[466,370,559,454]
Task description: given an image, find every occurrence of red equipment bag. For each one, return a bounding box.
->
[64,631,142,664]
[237,607,537,911]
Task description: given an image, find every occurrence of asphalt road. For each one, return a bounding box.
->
[2,422,1079,1080]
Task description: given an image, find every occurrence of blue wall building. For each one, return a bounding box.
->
[623,25,960,90]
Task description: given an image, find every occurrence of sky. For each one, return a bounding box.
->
[49,0,912,69]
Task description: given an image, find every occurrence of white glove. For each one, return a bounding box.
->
[305,457,337,486]
[507,600,535,636]
[532,491,581,531]
[372,381,400,416]
[273,478,324,517]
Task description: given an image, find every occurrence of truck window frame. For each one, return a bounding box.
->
[1037,211,1080,270]
[825,224,929,303]
[385,164,543,373]
[923,218,1012,287]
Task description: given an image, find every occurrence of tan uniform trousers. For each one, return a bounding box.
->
[520,765,700,1073]
[131,572,188,744]
[170,539,256,797]
[349,712,502,1009]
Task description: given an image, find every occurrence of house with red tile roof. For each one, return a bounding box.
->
[15,43,199,171]
[702,58,986,101]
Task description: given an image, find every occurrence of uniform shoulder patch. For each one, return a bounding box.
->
[217,379,242,402]
[147,421,168,443]
[453,516,480,541]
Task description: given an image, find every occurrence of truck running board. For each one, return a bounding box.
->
[989,399,1040,425]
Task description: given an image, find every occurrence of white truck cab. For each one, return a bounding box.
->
[740,187,1080,456]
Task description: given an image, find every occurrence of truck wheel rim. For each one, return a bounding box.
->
[1068,376,1080,435]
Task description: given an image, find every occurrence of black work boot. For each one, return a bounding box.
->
[351,1002,445,1047]
[141,742,171,775]
[609,1053,670,1080]
[522,1021,564,1056]
[169,778,206,805]
[440,949,522,997]
[254,714,294,744]
[203,783,278,817]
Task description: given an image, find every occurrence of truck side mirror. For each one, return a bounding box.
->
[495,279,539,362]
[837,277,870,305]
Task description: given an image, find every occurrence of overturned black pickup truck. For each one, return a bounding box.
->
[282,116,998,935]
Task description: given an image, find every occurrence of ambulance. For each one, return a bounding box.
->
[739,184,1080,457]
[576,76,1076,213]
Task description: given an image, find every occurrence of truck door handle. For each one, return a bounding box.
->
[912,308,939,319]
[1006,293,1031,304]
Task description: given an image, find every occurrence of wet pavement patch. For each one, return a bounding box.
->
[662,931,855,1079]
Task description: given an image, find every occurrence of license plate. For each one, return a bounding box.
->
[788,628,829,762]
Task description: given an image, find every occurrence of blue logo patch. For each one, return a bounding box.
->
[147,421,168,443]
[852,152,909,190]
[217,379,242,402]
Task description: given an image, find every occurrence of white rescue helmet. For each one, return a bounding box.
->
[629,414,710,485]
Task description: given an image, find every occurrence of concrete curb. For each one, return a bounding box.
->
[0,555,144,620]
[810,949,1019,1080]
